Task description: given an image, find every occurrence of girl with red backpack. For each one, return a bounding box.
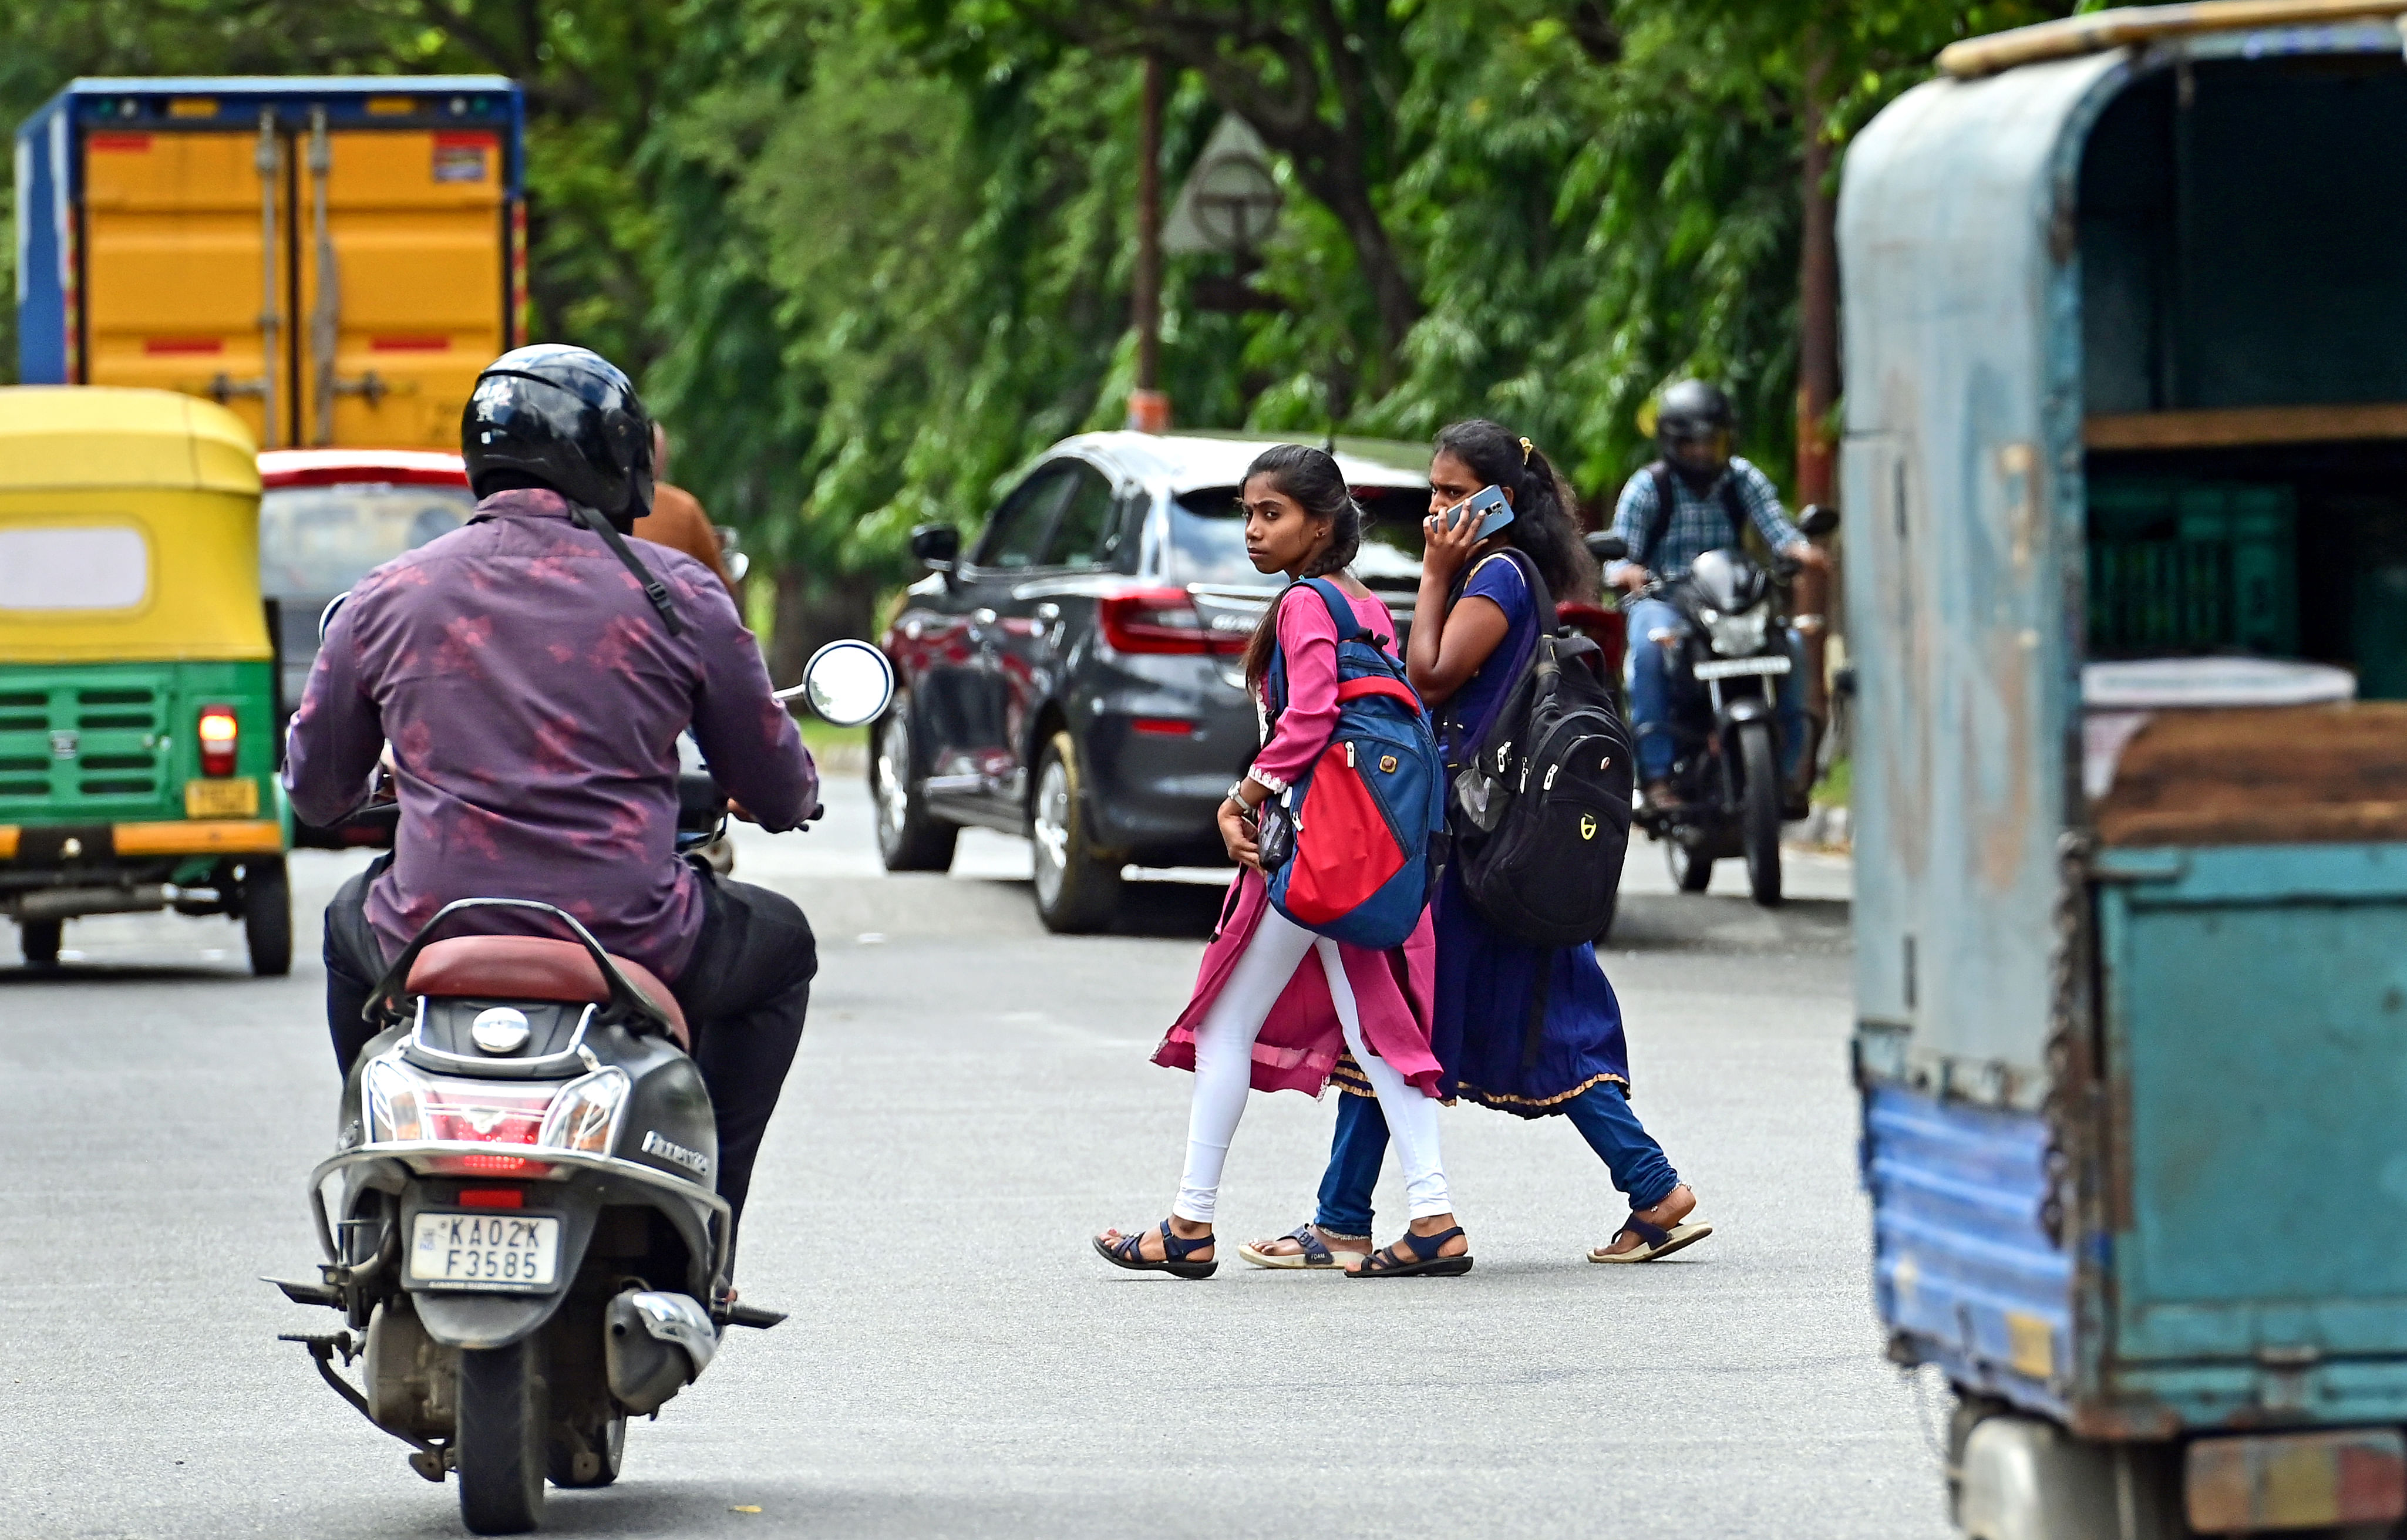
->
[1241,422,1709,1271]
[1092,445,1473,1280]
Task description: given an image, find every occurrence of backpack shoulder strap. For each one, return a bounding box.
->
[570,501,685,636]
[1644,461,1679,570]
[1717,474,1750,548]
[1266,577,1366,721]
[1299,575,1368,643]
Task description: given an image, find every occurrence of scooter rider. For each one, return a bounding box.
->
[1603,379,1826,808]
[285,344,820,1244]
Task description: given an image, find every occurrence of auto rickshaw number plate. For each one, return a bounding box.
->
[183,778,258,818]
[408,1212,560,1288]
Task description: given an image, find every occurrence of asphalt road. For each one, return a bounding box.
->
[0,783,1954,1540]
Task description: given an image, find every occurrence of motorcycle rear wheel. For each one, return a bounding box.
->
[1666,837,1713,893]
[457,1339,546,1535]
[1738,721,1784,907]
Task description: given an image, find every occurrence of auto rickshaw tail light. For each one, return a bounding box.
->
[197,705,238,776]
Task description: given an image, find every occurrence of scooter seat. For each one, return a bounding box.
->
[408,935,689,1049]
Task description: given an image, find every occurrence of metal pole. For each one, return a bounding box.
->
[1795,43,1841,739]
[1127,54,1170,433]
[254,110,280,449]
[308,107,338,446]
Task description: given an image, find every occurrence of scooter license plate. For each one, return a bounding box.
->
[408,1212,561,1289]
[1693,655,1792,681]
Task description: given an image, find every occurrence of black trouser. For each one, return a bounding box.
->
[324,858,817,1248]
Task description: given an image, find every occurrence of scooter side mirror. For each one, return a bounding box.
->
[779,639,896,728]
[910,523,961,572]
[1587,532,1628,563]
[1797,503,1841,538]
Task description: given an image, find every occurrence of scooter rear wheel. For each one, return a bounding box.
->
[457,1339,546,1535]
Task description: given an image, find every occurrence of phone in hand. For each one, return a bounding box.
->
[1443,484,1514,540]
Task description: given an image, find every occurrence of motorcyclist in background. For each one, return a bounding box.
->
[1601,379,1826,811]
[284,344,820,1256]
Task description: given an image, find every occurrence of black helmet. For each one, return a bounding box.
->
[1655,379,1735,483]
[1656,379,1735,446]
[462,345,654,530]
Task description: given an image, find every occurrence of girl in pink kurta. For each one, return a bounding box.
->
[1093,446,1473,1280]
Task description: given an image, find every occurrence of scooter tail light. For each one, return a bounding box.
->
[197,704,238,777]
[536,1067,631,1155]
[1098,588,1248,656]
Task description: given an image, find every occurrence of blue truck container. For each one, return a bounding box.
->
[1842,6,2407,1535]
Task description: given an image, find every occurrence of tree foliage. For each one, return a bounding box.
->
[1,0,2074,639]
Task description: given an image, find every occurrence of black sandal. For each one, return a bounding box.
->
[1093,1219,1218,1279]
[1349,1225,1472,1278]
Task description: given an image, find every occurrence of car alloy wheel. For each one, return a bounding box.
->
[870,701,958,872]
[1030,730,1119,932]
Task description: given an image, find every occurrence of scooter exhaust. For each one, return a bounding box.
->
[604,1290,717,1414]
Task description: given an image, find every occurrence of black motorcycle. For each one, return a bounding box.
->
[271,638,894,1535]
[1593,506,1836,907]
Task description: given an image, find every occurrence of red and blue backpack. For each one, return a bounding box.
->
[1256,578,1447,951]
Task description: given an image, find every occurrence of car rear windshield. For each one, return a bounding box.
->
[1169,484,1428,588]
[260,483,476,598]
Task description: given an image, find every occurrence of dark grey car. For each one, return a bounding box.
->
[874,432,1430,931]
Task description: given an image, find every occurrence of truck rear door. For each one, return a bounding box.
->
[295,122,507,448]
[82,122,287,450]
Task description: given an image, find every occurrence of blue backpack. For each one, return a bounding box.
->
[1257,578,1447,951]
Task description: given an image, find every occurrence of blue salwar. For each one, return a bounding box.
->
[1312,551,1680,1232]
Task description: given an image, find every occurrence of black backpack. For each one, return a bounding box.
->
[1440,548,1635,952]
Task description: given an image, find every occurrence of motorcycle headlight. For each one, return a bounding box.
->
[1704,606,1770,656]
[537,1067,631,1154]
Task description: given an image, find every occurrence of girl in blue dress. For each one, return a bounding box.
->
[1238,420,1711,1271]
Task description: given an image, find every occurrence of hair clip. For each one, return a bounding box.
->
[1519,436,1534,464]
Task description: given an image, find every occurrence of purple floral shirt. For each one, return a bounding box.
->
[284,488,816,981]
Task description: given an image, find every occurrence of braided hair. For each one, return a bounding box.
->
[1431,419,1595,599]
[1238,444,1365,692]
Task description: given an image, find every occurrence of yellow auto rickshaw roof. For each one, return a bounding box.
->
[0,387,259,494]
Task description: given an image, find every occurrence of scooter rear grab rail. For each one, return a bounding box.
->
[359,897,673,1034]
[307,1141,732,1297]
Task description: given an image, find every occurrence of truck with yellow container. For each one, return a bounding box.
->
[14,76,525,449]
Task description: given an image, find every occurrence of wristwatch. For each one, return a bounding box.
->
[1226,779,1254,811]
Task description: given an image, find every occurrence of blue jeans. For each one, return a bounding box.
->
[1624,595,1809,784]
[1312,1081,1678,1234]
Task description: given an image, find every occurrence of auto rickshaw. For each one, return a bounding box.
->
[0,387,291,973]
[1843,5,2407,1535]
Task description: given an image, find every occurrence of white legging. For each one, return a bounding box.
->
[1174,904,1452,1225]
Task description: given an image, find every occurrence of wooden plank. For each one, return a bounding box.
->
[1939,1,2407,80]
[2094,703,2407,847]
[2085,402,2407,451]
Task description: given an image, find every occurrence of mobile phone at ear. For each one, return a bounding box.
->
[1449,484,1513,538]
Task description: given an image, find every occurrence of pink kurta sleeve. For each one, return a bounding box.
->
[1248,587,1342,792]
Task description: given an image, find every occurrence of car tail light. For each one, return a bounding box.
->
[197,705,238,777]
[1131,717,1200,737]
[1098,588,1248,656]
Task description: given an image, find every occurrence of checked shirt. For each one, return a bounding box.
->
[1605,455,1804,582]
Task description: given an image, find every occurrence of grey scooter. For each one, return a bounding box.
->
[270,640,895,1535]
